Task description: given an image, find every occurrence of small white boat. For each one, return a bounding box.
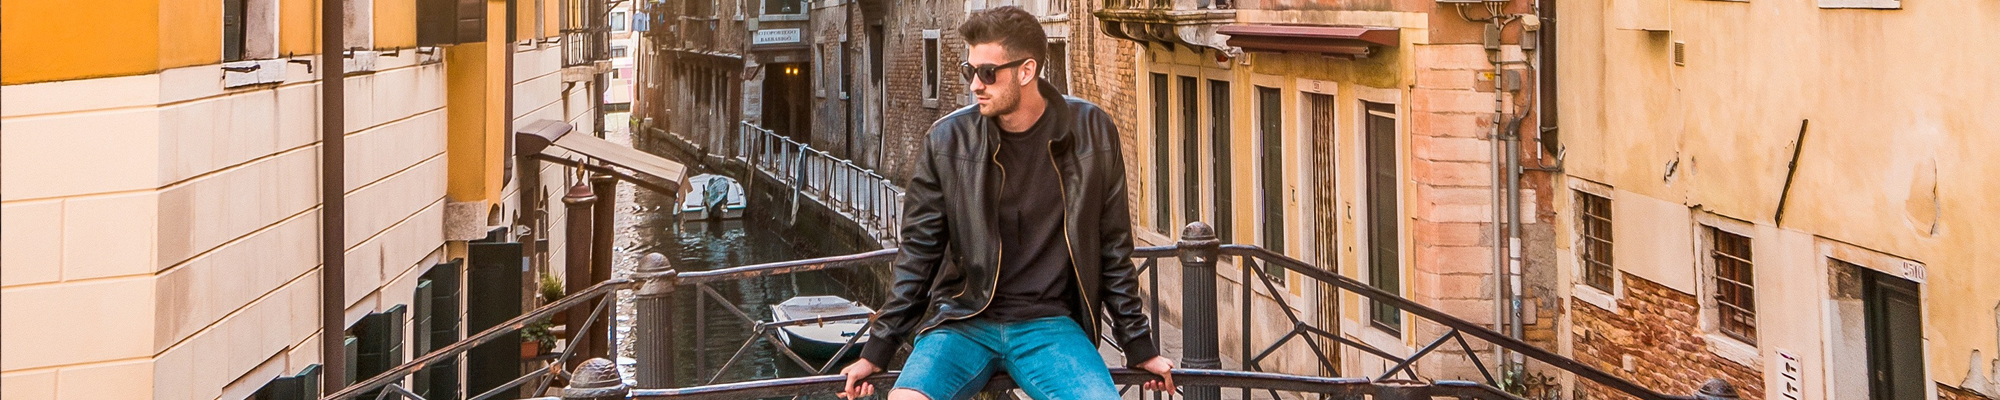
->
[678,174,746,221]
[768,296,873,361]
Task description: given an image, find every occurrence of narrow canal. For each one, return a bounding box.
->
[602,113,890,396]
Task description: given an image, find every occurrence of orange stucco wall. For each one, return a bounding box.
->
[375,0,416,48]
[1,0,162,84]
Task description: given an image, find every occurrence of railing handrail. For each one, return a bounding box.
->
[610,368,1517,400]
[676,248,897,284]
[640,241,1697,400]
[1213,244,1693,400]
[322,278,635,400]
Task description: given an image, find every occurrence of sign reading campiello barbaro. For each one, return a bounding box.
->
[753,29,802,45]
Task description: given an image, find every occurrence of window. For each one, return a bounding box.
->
[1209,80,1231,243]
[611,45,628,58]
[1363,101,1399,333]
[1710,227,1756,345]
[1154,74,1173,234]
[346,305,407,400]
[249,365,321,400]
[1306,92,1335,267]
[1829,260,1924,400]
[922,31,940,105]
[1256,86,1287,284]
[766,0,803,14]
[413,262,462,400]
[1181,76,1200,227]
[610,11,627,31]
[1578,191,1614,293]
[1044,41,1070,94]
[224,0,248,62]
[223,0,279,62]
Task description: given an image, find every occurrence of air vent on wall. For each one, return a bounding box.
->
[1673,41,1686,66]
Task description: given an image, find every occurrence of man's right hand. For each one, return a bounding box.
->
[837,358,882,399]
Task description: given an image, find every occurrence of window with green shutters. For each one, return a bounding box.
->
[1153,74,1172,234]
[1209,80,1232,243]
[1364,102,1400,334]
[1256,86,1286,285]
[1181,76,1201,227]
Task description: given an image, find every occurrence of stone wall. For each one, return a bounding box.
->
[1571,275,1764,400]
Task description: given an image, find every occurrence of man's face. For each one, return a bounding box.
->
[966,43,1036,117]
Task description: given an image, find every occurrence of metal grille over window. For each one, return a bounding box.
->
[1711,228,1756,344]
[1578,192,1614,292]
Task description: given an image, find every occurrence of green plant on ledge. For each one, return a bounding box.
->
[538,271,565,304]
[522,316,557,353]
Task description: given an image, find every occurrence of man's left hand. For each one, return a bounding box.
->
[1137,356,1175,392]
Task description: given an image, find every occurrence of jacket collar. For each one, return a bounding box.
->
[979,79,1074,149]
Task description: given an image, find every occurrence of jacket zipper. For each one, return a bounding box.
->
[1051,140,1098,339]
[920,142,1007,337]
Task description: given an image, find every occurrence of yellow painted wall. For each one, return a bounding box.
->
[1557,0,2000,387]
[446,43,496,203]
[375,0,417,48]
[158,0,222,69]
[280,0,320,55]
[1,0,161,84]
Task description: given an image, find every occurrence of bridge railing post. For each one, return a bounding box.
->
[1177,222,1221,400]
[562,181,597,372]
[634,253,678,389]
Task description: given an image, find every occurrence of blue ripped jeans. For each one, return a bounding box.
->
[891,316,1120,400]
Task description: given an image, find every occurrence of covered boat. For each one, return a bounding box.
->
[768,295,873,362]
[677,174,746,220]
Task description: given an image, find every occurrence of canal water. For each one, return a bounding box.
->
[603,115,890,396]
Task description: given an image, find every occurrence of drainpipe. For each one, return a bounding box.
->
[1486,16,1510,381]
[319,0,348,392]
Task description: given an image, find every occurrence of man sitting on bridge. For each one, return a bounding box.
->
[838,6,1176,400]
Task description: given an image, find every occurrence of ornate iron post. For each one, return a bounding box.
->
[1178,222,1221,400]
[562,181,596,372]
[634,253,678,389]
[589,172,617,361]
[561,358,629,400]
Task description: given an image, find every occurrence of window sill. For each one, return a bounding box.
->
[1705,332,1761,368]
[1572,284,1620,313]
[922,98,939,109]
[1817,0,1899,8]
[222,59,289,88]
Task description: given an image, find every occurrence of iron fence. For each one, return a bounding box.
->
[736,121,905,242]
[332,223,1743,400]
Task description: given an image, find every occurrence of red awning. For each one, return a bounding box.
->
[1219,25,1400,57]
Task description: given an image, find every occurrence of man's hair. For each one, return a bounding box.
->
[959,6,1048,66]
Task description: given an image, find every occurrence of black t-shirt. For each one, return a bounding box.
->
[983,105,1079,323]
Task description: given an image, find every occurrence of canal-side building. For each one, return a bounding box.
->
[0,0,616,397]
[1550,0,2000,398]
[1094,0,1561,384]
[637,0,749,158]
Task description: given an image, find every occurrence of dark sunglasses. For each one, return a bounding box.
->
[959,58,1031,85]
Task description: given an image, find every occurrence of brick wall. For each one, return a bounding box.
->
[1571,275,1765,400]
[1060,7,1142,214]
[878,5,969,184]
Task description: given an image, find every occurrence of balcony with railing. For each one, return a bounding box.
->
[326,221,1749,400]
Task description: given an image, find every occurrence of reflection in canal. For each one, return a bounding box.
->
[609,129,887,396]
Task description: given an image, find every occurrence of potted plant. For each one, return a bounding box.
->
[521,317,556,358]
[538,271,566,324]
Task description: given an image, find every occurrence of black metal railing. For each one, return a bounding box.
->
[324,278,632,400]
[336,222,1743,400]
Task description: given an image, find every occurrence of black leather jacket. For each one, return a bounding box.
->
[859,80,1159,368]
